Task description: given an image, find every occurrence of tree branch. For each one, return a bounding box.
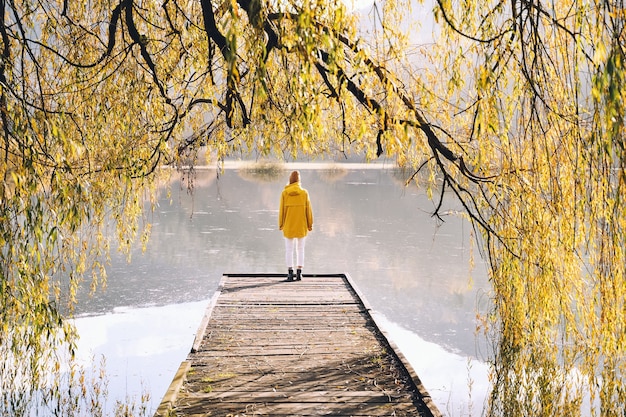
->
[0,0,11,162]
[199,0,249,128]
[123,0,171,104]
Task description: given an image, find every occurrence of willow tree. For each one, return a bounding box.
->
[0,0,624,415]
[428,2,626,415]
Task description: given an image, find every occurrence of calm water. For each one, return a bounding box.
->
[73,164,492,416]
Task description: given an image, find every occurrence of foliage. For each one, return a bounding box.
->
[427,0,626,415]
[0,0,625,415]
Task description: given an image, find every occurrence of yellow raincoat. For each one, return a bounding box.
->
[279,182,313,238]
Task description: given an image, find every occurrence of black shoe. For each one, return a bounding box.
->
[296,269,302,281]
[287,268,294,281]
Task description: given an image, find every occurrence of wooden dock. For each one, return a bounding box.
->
[155,273,441,416]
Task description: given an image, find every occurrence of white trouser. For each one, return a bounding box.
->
[284,237,306,268]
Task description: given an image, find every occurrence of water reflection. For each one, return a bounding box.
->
[75,165,492,415]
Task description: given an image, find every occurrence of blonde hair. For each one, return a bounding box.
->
[289,170,300,184]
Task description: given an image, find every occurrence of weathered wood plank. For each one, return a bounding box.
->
[176,402,420,417]
[155,274,441,417]
[184,391,413,402]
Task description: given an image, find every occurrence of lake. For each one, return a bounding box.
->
[73,163,492,416]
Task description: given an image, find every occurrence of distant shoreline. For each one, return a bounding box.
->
[173,160,399,171]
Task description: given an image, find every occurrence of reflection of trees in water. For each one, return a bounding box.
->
[316,165,348,183]
[152,167,220,195]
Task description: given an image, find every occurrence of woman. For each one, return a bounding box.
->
[279,170,313,281]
